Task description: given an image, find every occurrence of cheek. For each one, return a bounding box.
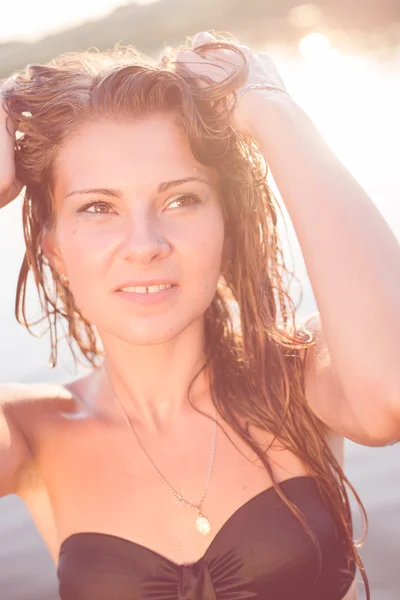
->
[193,234,223,277]
[58,220,113,264]
[56,221,114,309]
[184,212,225,289]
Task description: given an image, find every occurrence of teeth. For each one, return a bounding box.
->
[120,284,173,294]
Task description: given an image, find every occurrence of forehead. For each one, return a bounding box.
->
[54,115,216,196]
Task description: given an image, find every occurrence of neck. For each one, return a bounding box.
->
[92,320,212,433]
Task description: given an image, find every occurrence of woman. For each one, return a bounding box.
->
[0,30,399,599]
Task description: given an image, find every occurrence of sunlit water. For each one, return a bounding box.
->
[0,42,399,599]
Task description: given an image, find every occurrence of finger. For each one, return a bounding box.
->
[173,49,212,88]
[176,49,205,64]
[192,33,245,61]
[174,49,212,75]
[176,48,229,73]
[192,31,215,50]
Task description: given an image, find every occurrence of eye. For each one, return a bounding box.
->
[167,194,201,209]
[75,194,201,215]
[77,200,115,214]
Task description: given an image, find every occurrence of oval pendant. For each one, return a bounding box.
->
[196,513,212,536]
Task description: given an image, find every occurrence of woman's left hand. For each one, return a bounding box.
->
[172,31,288,136]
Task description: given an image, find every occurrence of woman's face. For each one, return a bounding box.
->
[45,114,225,345]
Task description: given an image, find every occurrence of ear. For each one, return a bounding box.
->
[41,225,66,276]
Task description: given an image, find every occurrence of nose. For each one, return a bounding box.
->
[118,214,170,263]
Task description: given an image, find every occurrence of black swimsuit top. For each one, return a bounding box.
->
[58,476,356,600]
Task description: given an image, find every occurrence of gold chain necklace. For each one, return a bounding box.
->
[112,392,218,536]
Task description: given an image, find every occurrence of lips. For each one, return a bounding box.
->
[119,283,174,293]
[115,280,178,292]
[115,283,180,304]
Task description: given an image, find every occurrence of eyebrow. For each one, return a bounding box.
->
[64,177,211,200]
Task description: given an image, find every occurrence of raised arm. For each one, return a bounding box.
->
[0,385,33,497]
[0,98,32,495]
[0,100,22,208]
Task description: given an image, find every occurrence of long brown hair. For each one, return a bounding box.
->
[1,36,369,596]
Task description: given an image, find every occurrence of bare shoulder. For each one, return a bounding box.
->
[1,381,79,422]
[0,378,88,497]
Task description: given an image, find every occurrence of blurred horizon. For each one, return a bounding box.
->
[1,0,399,80]
[0,0,155,43]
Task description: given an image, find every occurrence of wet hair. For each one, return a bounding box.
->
[2,35,369,596]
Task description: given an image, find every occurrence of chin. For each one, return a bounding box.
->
[99,316,197,347]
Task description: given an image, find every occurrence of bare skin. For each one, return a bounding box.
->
[0,104,22,207]
[5,374,357,599]
[0,112,358,597]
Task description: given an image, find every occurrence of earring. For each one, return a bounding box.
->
[59,273,69,287]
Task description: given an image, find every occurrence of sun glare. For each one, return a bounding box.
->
[298,33,332,57]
